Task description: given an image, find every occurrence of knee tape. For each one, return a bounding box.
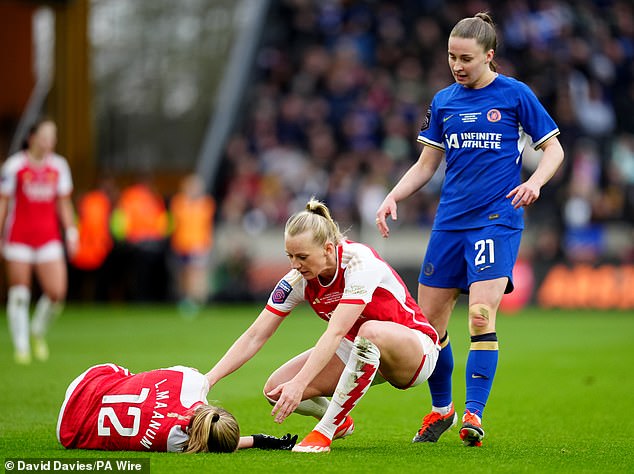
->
[469,303,493,328]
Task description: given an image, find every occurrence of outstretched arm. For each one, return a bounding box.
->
[376,146,444,238]
[205,308,284,388]
[237,433,298,450]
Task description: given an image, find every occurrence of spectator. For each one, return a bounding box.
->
[213,0,633,264]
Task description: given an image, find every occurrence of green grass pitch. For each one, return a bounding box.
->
[1,303,633,473]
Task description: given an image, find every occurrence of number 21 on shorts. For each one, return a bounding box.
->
[474,239,495,267]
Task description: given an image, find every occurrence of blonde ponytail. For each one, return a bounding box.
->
[181,405,240,453]
[285,197,344,247]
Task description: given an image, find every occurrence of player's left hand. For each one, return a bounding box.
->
[506,181,540,209]
[267,381,305,424]
[251,433,298,450]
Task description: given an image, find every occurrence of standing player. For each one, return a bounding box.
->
[376,12,564,447]
[57,363,297,453]
[0,119,78,364]
[205,198,440,453]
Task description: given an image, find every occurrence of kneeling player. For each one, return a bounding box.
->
[205,199,440,452]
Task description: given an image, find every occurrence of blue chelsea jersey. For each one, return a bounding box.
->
[417,74,559,230]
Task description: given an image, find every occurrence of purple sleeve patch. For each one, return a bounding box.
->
[271,280,292,304]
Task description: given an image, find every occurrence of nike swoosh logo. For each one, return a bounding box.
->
[471,374,486,379]
[443,115,454,122]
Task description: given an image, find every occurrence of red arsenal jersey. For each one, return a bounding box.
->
[0,152,73,246]
[265,240,438,343]
[57,364,208,452]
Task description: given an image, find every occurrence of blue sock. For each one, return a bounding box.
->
[428,332,453,408]
[465,332,498,419]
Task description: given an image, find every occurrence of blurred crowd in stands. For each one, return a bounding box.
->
[214,0,634,266]
[64,0,634,306]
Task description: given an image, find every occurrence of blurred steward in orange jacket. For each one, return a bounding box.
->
[169,174,216,316]
[111,174,169,302]
[71,187,114,272]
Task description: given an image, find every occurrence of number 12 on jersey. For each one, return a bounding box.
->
[98,388,150,437]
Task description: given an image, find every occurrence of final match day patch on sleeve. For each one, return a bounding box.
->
[272,280,293,304]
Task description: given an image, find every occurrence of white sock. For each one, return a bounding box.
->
[295,396,329,418]
[264,392,330,419]
[314,336,380,439]
[31,295,63,337]
[432,404,454,416]
[7,285,31,353]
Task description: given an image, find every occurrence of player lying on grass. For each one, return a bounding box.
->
[205,198,440,453]
[57,363,297,453]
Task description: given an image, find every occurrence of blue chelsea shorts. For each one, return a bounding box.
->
[418,225,522,294]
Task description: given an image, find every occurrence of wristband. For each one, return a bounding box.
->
[65,227,79,243]
[251,433,297,450]
[251,434,270,449]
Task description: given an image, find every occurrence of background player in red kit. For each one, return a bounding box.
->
[205,198,440,453]
[0,118,78,364]
[57,363,297,453]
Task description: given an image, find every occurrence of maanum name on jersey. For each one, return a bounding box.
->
[137,377,172,450]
